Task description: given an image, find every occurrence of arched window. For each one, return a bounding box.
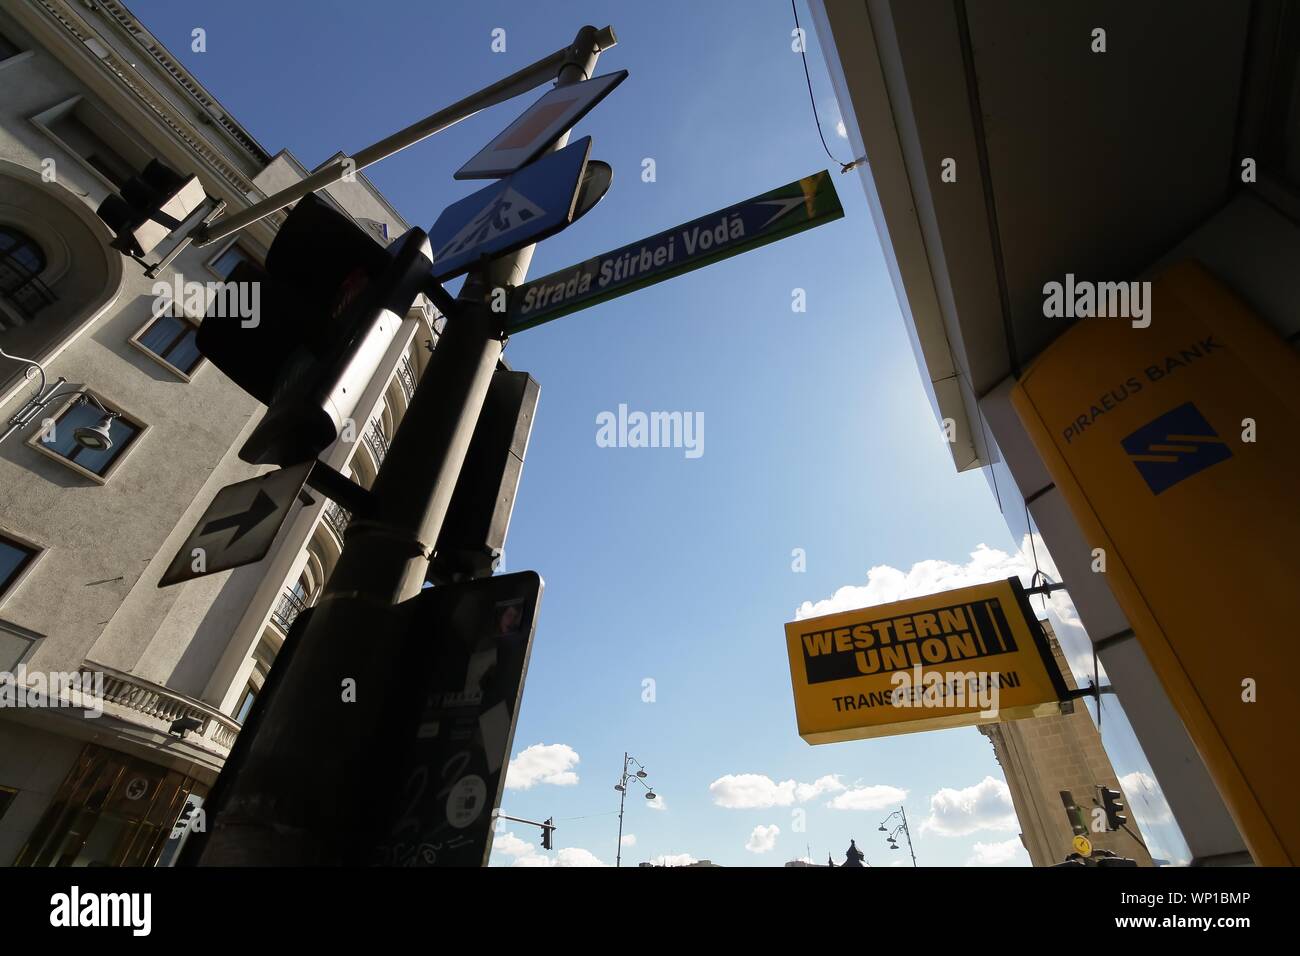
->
[0,226,55,321]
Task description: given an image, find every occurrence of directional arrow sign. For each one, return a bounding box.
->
[428,136,591,282]
[506,170,844,332]
[158,461,313,587]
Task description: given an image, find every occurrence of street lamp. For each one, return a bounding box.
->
[615,752,656,867]
[0,350,119,448]
[878,807,918,867]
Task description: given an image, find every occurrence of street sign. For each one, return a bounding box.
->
[428,137,591,281]
[784,577,1071,744]
[158,461,312,586]
[368,571,543,866]
[571,160,612,224]
[455,70,627,180]
[506,169,844,332]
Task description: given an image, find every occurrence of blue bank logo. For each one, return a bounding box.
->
[1121,402,1232,495]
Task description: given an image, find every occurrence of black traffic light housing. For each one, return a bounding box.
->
[197,192,433,466]
[427,369,540,585]
[541,817,555,851]
[96,159,207,258]
[1098,786,1128,831]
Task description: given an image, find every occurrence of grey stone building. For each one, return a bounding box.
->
[980,621,1154,867]
[0,0,435,865]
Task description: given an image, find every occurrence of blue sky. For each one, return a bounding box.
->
[129,0,1180,867]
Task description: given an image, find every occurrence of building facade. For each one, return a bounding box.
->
[980,621,1154,866]
[811,0,1300,865]
[0,0,435,865]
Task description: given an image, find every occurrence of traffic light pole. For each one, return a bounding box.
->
[186,26,611,865]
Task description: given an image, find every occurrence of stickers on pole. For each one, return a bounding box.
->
[784,577,1069,744]
[428,137,591,281]
[368,571,543,866]
[455,71,627,180]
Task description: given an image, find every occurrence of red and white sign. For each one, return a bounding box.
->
[455,70,627,180]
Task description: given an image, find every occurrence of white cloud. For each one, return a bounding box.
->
[835,119,847,139]
[514,846,608,868]
[491,830,606,867]
[745,824,780,853]
[1119,770,1173,824]
[965,838,1029,867]
[506,743,580,790]
[826,784,908,811]
[492,830,536,858]
[621,834,637,847]
[795,775,848,802]
[646,794,667,811]
[794,535,1096,685]
[709,773,845,809]
[650,853,697,866]
[921,776,1019,837]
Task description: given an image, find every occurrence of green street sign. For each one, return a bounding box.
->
[506,170,844,332]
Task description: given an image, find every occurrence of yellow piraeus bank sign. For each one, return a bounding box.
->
[784,578,1069,744]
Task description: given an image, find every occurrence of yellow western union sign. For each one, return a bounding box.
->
[1011,260,1300,866]
[784,578,1069,744]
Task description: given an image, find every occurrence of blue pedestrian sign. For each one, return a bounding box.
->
[428,137,592,281]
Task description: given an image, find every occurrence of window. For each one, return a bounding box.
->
[234,683,257,724]
[132,311,202,377]
[31,97,148,191]
[209,243,253,280]
[0,533,37,600]
[0,620,40,671]
[32,396,141,479]
[0,32,20,61]
[0,226,54,321]
[0,786,16,824]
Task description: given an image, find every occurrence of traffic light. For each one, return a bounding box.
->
[1059,790,1088,836]
[1098,786,1128,831]
[196,192,432,465]
[96,159,207,258]
[427,369,540,585]
[541,817,555,851]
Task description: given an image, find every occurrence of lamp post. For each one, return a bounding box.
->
[878,807,918,867]
[615,752,656,867]
[0,349,120,448]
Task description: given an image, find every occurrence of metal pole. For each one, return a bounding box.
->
[187,25,610,866]
[616,753,628,867]
[191,27,614,247]
[901,806,918,867]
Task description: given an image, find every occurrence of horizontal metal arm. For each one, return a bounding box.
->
[191,26,616,247]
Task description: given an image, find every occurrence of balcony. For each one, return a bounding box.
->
[322,500,351,541]
[364,420,390,465]
[270,587,310,634]
[81,661,242,757]
[396,354,418,401]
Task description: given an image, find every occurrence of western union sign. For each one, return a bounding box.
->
[785,578,1070,744]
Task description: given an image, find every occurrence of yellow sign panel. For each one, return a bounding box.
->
[1073,835,1093,857]
[784,577,1069,744]
[1010,260,1300,866]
